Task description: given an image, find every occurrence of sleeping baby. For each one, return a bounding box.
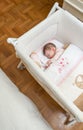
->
[30,42,69,69]
[43,43,64,68]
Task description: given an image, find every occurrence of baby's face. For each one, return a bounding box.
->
[45,47,56,59]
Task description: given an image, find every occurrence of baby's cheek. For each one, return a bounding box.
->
[50,51,55,58]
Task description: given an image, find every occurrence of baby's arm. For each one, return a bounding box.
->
[45,60,52,69]
[30,52,42,68]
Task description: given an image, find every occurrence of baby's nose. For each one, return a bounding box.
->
[47,54,51,58]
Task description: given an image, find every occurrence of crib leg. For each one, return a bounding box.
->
[64,112,76,125]
[17,61,26,70]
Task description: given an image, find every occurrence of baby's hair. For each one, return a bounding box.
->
[43,43,56,55]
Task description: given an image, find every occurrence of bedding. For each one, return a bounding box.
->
[45,44,83,85]
[30,41,83,86]
[58,59,83,102]
[0,69,52,130]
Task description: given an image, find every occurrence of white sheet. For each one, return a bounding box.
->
[0,69,52,130]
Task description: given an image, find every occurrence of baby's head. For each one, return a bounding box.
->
[43,43,56,59]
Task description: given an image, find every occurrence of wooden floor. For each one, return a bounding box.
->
[0,0,83,130]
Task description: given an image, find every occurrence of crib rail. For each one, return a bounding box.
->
[47,2,62,17]
[7,38,18,47]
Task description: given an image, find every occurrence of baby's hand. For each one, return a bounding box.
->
[47,60,52,65]
[45,60,52,69]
